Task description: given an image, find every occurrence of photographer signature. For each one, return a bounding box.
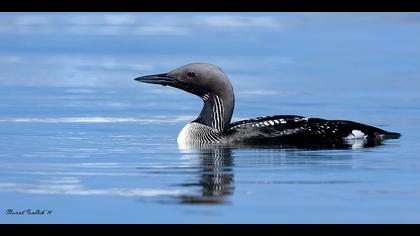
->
[5,209,53,216]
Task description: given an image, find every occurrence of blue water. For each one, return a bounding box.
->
[1,13,420,223]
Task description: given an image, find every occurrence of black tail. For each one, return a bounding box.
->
[335,119,401,141]
[380,131,401,140]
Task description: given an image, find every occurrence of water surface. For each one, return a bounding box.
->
[0,13,420,223]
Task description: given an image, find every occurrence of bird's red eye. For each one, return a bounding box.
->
[187,72,196,78]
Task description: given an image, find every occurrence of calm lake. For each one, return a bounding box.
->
[0,13,420,223]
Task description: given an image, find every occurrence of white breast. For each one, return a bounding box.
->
[177,123,194,145]
[177,123,224,146]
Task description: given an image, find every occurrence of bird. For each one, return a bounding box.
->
[135,63,401,149]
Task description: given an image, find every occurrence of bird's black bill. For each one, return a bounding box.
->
[134,73,176,86]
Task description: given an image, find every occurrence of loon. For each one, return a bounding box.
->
[135,63,401,148]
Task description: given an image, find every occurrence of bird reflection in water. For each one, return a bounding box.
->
[175,138,388,205]
[178,146,234,204]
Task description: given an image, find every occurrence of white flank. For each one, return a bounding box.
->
[345,130,368,140]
